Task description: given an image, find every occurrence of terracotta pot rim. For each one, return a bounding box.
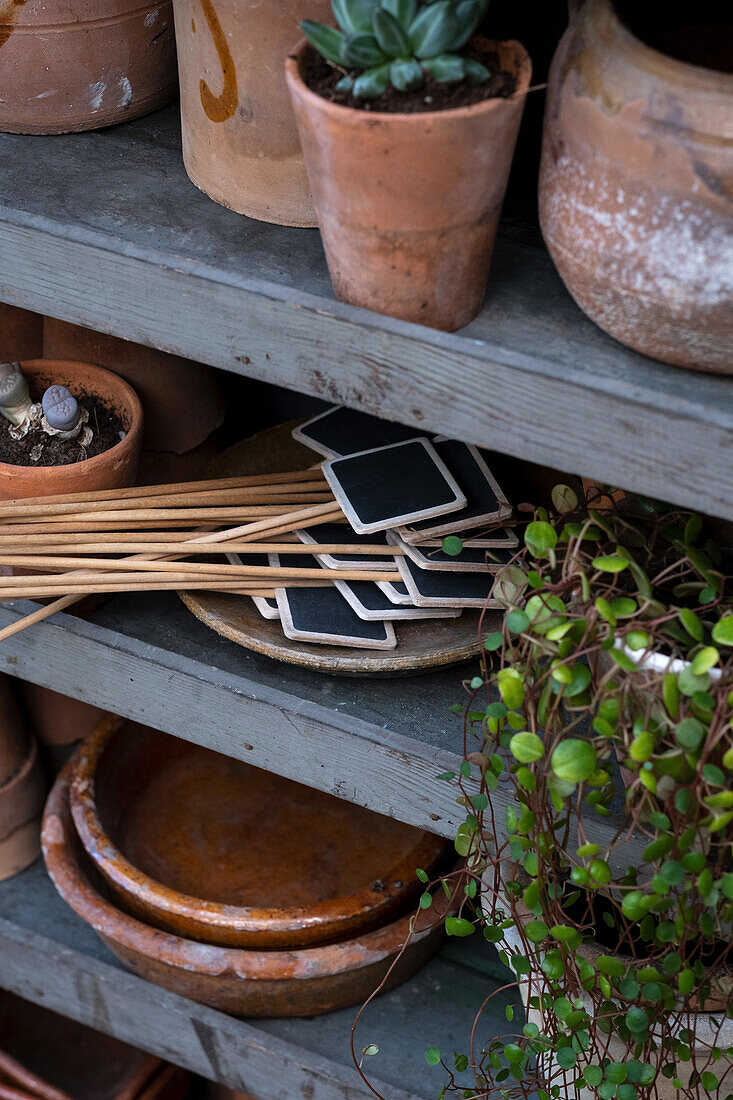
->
[0,360,143,480]
[44,759,450,978]
[599,0,733,89]
[69,719,448,948]
[285,37,532,125]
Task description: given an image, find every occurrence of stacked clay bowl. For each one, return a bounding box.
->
[42,716,452,1017]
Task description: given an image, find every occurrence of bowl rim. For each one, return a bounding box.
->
[68,717,449,949]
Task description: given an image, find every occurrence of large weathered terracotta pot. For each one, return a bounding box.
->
[44,758,449,1017]
[172,0,331,225]
[69,717,449,948]
[540,0,733,373]
[0,0,177,135]
[286,39,532,331]
[0,675,45,883]
[0,360,143,500]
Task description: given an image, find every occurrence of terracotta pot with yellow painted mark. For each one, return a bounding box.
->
[0,360,143,500]
[0,0,177,135]
[540,0,733,373]
[172,0,332,225]
[285,38,532,331]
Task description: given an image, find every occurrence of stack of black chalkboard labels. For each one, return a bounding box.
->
[241,407,520,650]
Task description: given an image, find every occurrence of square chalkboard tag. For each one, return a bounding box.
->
[292,406,427,458]
[376,579,415,606]
[396,440,512,543]
[271,554,397,649]
[396,554,501,608]
[416,525,519,550]
[226,552,281,620]
[323,438,466,535]
[296,523,396,572]
[387,532,516,574]
[334,579,461,621]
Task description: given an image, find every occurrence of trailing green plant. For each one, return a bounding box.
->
[301,0,491,98]
[355,490,733,1100]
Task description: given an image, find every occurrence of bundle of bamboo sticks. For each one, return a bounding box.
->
[0,470,405,642]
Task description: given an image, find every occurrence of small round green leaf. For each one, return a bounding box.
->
[551,739,596,784]
[525,521,557,557]
[712,616,733,646]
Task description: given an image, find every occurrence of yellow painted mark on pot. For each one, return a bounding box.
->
[0,0,27,50]
[198,0,237,123]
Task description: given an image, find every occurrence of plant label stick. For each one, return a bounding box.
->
[322,438,465,534]
[296,523,396,571]
[396,554,502,608]
[333,578,461,622]
[388,531,516,573]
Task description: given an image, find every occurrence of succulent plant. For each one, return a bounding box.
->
[0,362,32,427]
[42,385,81,433]
[302,0,491,98]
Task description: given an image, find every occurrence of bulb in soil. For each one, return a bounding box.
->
[42,385,81,432]
[0,362,32,425]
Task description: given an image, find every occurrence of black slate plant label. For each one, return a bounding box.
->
[416,525,519,549]
[396,554,501,608]
[296,522,395,571]
[397,439,512,543]
[387,532,516,574]
[226,552,281,620]
[292,405,428,458]
[376,579,414,606]
[322,438,465,534]
[271,554,397,649]
[334,579,461,621]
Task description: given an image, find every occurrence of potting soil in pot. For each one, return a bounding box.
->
[302,44,517,113]
[0,393,124,466]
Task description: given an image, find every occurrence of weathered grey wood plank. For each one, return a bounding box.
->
[0,111,730,518]
[0,862,518,1100]
[0,596,646,867]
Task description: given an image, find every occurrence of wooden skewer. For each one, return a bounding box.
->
[1,504,336,525]
[0,583,286,596]
[0,541,402,556]
[0,486,333,518]
[0,501,343,642]
[0,559,402,582]
[0,469,327,510]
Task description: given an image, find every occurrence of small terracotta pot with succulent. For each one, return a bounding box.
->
[285,0,531,331]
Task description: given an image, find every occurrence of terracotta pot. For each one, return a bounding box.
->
[0,678,45,883]
[172,0,331,225]
[0,306,43,361]
[0,987,188,1100]
[43,320,225,455]
[0,360,143,500]
[18,684,105,748]
[44,758,449,1017]
[539,0,733,373]
[70,716,449,948]
[0,0,177,135]
[285,39,532,331]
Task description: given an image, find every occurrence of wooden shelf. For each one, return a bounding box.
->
[0,107,731,519]
[0,860,518,1100]
[0,593,644,866]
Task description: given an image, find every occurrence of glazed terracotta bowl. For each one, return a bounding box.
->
[69,717,450,949]
[45,760,450,1018]
[0,360,143,500]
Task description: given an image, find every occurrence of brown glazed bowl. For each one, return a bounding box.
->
[45,760,449,1018]
[286,38,532,331]
[0,360,143,500]
[69,717,450,949]
[540,0,733,373]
